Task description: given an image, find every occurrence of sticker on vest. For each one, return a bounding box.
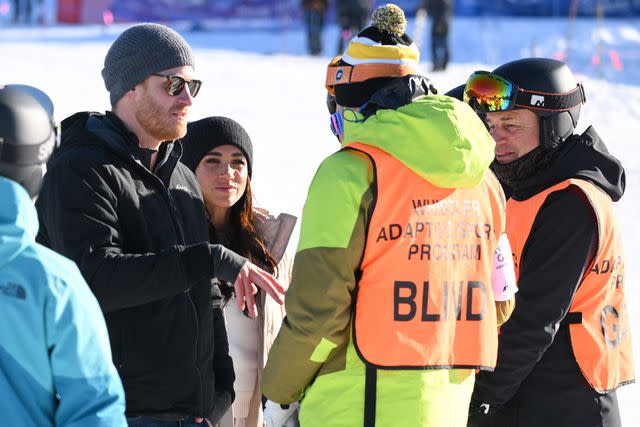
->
[491,233,518,301]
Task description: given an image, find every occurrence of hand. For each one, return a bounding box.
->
[234,261,285,318]
[264,400,300,427]
[194,417,213,426]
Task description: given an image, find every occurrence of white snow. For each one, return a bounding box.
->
[2,15,639,423]
[620,25,640,44]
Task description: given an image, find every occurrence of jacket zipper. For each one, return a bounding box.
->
[91,122,205,412]
[165,187,203,415]
[141,156,205,416]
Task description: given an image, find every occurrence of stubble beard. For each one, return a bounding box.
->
[136,91,188,142]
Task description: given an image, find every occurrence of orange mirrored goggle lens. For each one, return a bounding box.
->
[464,71,517,112]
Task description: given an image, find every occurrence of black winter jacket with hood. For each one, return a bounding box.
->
[36,111,245,421]
[471,126,626,427]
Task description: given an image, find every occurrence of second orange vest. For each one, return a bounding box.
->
[507,178,634,392]
[347,142,506,370]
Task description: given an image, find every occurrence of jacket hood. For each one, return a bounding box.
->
[254,208,297,264]
[53,111,180,174]
[510,126,625,201]
[0,177,38,268]
[54,112,134,161]
[341,95,495,189]
[55,112,104,157]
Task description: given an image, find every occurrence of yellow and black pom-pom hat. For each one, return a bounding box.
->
[325,4,420,107]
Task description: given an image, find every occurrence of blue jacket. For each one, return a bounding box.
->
[0,176,126,426]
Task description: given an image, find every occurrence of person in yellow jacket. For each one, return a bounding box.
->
[463,58,634,427]
[261,4,517,427]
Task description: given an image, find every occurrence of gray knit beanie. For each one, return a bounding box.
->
[102,23,195,106]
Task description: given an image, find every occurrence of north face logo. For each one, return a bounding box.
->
[0,283,26,300]
[38,138,55,162]
[530,95,545,107]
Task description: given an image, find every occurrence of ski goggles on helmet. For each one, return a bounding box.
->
[151,73,202,97]
[464,71,586,113]
[325,55,417,96]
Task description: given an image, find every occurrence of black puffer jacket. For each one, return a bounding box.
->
[36,112,245,421]
[470,126,626,427]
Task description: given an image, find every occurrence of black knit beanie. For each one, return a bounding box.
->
[102,23,195,106]
[180,116,253,177]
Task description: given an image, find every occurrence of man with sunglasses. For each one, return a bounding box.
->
[35,23,285,427]
[464,58,633,427]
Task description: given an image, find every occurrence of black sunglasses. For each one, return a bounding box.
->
[150,73,202,97]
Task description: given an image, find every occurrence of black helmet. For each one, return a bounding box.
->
[444,84,465,101]
[0,85,59,197]
[491,58,585,148]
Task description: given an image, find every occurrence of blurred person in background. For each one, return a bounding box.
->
[418,0,452,71]
[35,23,285,427]
[464,58,634,427]
[261,4,516,427]
[12,0,35,23]
[0,84,126,426]
[182,116,296,427]
[336,0,372,54]
[302,0,328,56]
[41,0,56,25]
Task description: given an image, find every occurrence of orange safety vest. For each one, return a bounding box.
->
[347,142,505,371]
[507,178,634,392]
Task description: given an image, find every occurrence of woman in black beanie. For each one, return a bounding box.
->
[181,116,296,427]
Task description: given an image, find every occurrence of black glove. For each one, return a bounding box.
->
[467,399,515,427]
[467,399,501,427]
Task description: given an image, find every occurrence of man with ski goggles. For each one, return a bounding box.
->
[462,58,633,427]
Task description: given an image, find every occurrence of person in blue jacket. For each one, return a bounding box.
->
[0,84,127,426]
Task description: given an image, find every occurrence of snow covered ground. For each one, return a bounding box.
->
[2,15,639,423]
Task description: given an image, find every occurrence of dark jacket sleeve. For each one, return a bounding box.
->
[472,186,598,406]
[209,303,235,422]
[36,158,246,313]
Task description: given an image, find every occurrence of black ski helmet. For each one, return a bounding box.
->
[0,85,59,197]
[491,58,586,149]
[444,84,465,101]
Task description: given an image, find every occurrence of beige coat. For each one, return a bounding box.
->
[219,209,296,427]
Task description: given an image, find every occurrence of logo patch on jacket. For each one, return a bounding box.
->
[0,283,27,300]
[175,184,195,198]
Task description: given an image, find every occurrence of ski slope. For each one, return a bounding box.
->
[2,16,639,423]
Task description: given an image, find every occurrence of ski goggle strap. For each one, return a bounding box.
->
[329,107,366,138]
[325,56,417,96]
[464,71,586,113]
[326,92,337,115]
